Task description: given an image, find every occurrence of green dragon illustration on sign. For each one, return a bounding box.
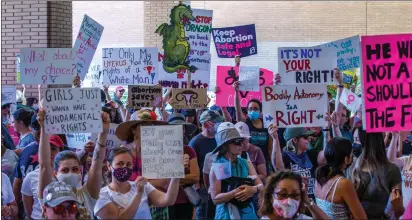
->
[155,3,197,73]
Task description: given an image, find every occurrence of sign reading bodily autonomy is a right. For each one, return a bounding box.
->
[212,24,257,58]
[278,47,337,85]
[262,85,328,128]
[20,48,76,84]
[361,34,412,132]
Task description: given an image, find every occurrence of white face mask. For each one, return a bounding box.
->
[56,173,82,188]
[273,198,300,219]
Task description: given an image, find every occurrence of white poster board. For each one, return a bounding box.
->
[66,133,91,149]
[90,123,125,149]
[20,48,76,84]
[73,14,104,80]
[339,88,362,113]
[239,66,260,91]
[102,48,159,85]
[82,63,102,88]
[42,88,102,134]
[320,35,360,73]
[262,85,328,128]
[141,125,184,179]
[1,86,16,105]
[277,46,337,85]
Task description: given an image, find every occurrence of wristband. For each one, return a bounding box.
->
[97,142,106,148]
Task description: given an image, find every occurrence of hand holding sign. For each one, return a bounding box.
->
[38,108,45,128]
[212,162,231,180]
[135,176,148,193]
[183,154,189,168]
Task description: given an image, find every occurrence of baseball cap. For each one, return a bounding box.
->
[199,110,224,124]
[283,128,315,142]
[43,181,78,207]
[49,135,65,148]
[213,122,243,153]
[167,112,197,137]
[115,86,125,92]
[235,122,251,139]
[180,109,196,117]
[30,114,40,131]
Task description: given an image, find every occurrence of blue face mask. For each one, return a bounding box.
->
[248,111,260,120]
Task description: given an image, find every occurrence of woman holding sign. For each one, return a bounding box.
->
[37,109,110,219]
[209,122,263,220]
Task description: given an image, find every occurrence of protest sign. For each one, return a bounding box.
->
[141,125,184,179]
[66,133,91,149]
[215,66,274,107]
[74,15,104,80]
[212,24,257,58]
[339,88,362,113]
[16,54,20,83]
[361,34,412,132]
[20,48,76,85]
[82,63,102,88]
[42,88,102,134]
[171,88,208,109]
[238,66,260,92]
[157,7,212,88]
[212,162,231,180]
[102,48,159,85]
[127,85,163,108]
[278,47,337,85]
[90,123,125,149]
[321,35,361,73]
[1,86,16,105]
[262,85,328,128]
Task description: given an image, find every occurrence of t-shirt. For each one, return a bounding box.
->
[247,144,266,172]
[94,181,156,219]
[245,118,272,173]
[21,169,42,219]
[203,152,216,175]
[261,213,312,219]
[347,162,401,219]
[282,152,315,199]
[75,184,97,219]
[400,155,412,208]
[16,132,35,149]
[1,149,18,183]
[175,145,197,204]
[1,172,15,205]
[189,133,216,182]
[14,141,39,179]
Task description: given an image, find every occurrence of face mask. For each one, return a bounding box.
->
[57,173,82,188]
[273,198,300,219]
[248,111,260,120]
[113,167,132,182]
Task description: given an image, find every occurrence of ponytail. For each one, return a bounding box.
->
[315,164,344,186]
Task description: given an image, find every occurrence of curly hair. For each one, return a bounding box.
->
[259,171,304,217]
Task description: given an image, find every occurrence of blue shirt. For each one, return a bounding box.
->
[16,133,36,149]
[189,133,216,181]
[14,141,39,179]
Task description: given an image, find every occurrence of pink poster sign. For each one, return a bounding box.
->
[361,34,412,132]
[216,66,273,107]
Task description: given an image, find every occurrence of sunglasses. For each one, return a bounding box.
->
[229,139,243,146]
[48,202,77,215]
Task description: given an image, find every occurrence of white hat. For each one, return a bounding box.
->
[213,122,242,154]
[235,122,251,139]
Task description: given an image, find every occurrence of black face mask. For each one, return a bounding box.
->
[352,143,362,158]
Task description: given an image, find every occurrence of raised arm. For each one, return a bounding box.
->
[85,112,109,199]
[233,81,246,122]
[269,124,284,171]
[149,178,181,207]
[387,132,403,169]
[37,109,53,199]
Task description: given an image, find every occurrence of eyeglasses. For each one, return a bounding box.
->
[229,139,243,146]
[274,192,301,200]
[48,202,77,215]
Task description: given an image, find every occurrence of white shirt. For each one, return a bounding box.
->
[261,213,312,219]
[94,181,155,219]
[1,172,15,205]
[21,169,42,219]
[400,155,412,208]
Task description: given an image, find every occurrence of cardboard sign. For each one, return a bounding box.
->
[127,85,163,108]
[66,133,91,149]
[262,85,328,128]
[212,24,257,58]
[239,66,260,92]
[1,86,16,105]
[339,88,362,113]
[42,88,102,134]
[215,66,274,107]
[277,47,337,85]
[82,63,102,88]
[141,125,184,179]
[20,48,76,84]
[171,88,208,109]
[361,34,412,132]
[74,15,104,80]
[102,48,159,85]
[212,162,231,180]
[90,123,125,150]
[321,35,361,73]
